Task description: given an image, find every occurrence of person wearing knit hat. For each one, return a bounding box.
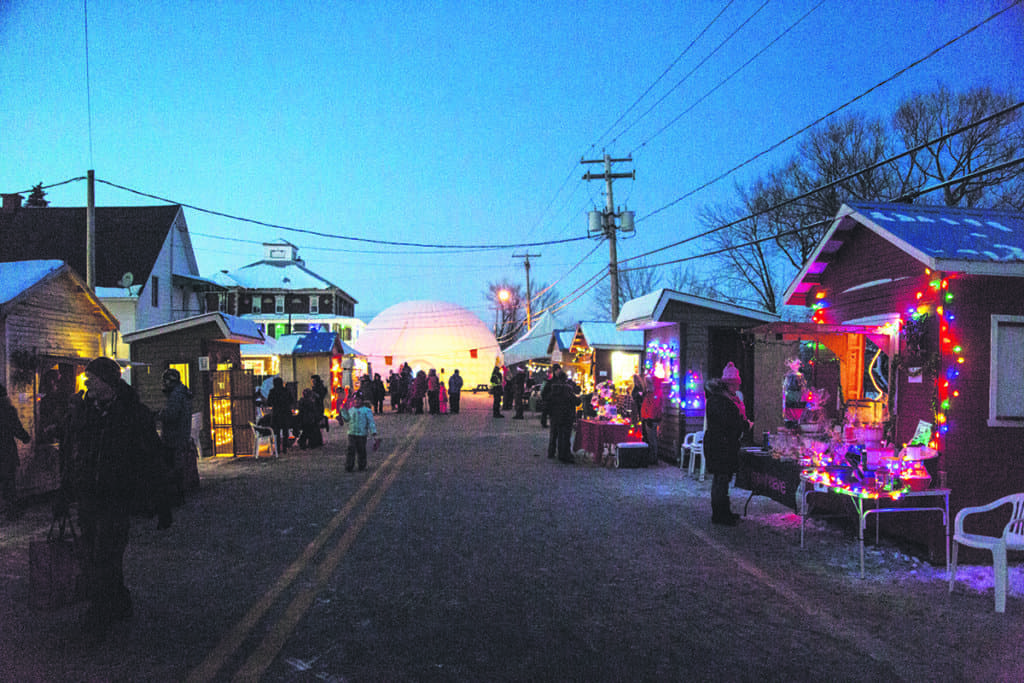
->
[721,361,747,419]
[85,356,123,390]
[59,356,172,643]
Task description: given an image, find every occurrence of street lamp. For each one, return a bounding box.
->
[494,288,511,339]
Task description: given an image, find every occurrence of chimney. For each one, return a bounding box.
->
[2,193,22,214]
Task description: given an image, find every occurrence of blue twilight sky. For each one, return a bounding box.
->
[2,1,1021,324]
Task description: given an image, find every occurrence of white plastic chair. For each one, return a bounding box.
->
[681,431,705,481]
[250,422,278,459]
[949,493,1024,613]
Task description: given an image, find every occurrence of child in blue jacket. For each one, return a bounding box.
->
[338,390,378,472]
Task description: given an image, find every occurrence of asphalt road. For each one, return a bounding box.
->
[1,393,1021,682]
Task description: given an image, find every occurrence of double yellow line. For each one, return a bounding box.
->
[187,418,427,682]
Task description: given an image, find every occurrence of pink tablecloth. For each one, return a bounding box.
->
[573,419,641,460]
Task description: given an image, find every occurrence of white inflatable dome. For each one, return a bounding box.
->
[354,300,501,388]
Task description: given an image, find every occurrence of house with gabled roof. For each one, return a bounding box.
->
[209,240,364,343]
[784,200,1024,560]
[0,193,216,370]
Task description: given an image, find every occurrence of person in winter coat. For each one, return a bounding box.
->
[538,364,561,428]
[157,368,195,501]
[704,377,753,526]
[447,369,464,414]
[338,390,377,472]
[426,368,441,415]
[372,373,386,415]
[310,374,329,428]
[490,366,504,418]
[512,366,527,419]
[296,388,323,449]
[387,372,399,412]
[545,371,580,462]
[501,366,514,411]
[0,384,30,518]
[413,370,428,414]
[266,377,295,454]
[57,357,172,643]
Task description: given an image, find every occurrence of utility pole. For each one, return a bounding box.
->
[86,170,96,290]
[582,153,634,321]
[512,252,540,330]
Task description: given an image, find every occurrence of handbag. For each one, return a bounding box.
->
[29,514,83,610]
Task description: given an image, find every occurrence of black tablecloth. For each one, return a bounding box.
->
[734,448,802,511]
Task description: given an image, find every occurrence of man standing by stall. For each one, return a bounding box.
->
[546,371,580,463]
[57,357,171,643]
[158,368,195,502]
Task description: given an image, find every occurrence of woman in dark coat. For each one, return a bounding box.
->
[0,384,30,517]
[704,377,751,526]
[266,377,295,455]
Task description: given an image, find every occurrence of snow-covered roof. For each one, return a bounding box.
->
[617,288,778,330]
[122,312,264,344]
[786,202,1024,306]
[214,261,340,291]
[501,311,569,366]
[0,259,64,304]
[577,321,643,351]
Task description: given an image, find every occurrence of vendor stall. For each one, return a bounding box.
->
[616,288,777,465]
[778,201,1024,563]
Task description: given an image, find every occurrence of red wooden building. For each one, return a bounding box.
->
[786,201,1024,560]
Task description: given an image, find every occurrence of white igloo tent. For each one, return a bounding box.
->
[353,300,501,388]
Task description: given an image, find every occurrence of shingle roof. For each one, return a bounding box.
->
[0,205,182,288]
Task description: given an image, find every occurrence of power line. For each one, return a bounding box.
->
[611,0,771,147]
[92,178,592,251]
[638,0,1023,224]
[629,0,829,155]
[619,100,1024,267]
[620,155,1024,274]
[590,0,736,151]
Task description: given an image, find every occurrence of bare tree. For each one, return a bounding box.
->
[695,85,1023,311]
[484,281,526,349]
[893,85,1023,206]
[590,258,662,320]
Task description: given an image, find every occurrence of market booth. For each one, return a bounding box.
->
[501,311,571,382]
[777,201,1024,564]
[124,312,264,458]
[616,288,778,465]
[0,261,118,495]
[557,321,643,395]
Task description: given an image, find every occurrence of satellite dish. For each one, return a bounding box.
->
[119,272,134,288]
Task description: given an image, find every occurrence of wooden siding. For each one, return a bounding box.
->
[808,224,1024,560]
[129,325,250,457]
[2,272,110,494]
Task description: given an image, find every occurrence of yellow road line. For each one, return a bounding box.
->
[187,418,426,683]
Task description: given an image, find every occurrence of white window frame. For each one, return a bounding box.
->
[309,294,319,314]
[988,314,1024,427]
[251,296,262,314]
[275,295,285,314]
